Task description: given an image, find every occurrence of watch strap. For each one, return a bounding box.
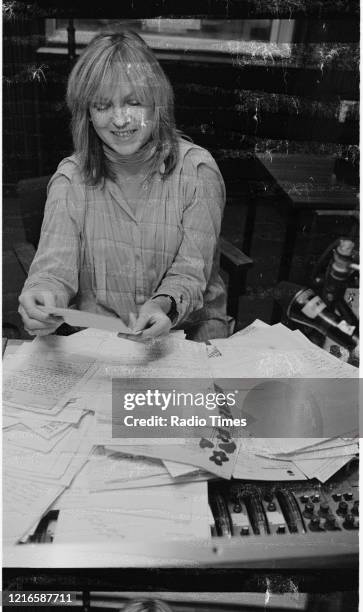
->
[151,294,178,324]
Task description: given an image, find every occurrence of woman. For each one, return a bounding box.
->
[19,30,228,342]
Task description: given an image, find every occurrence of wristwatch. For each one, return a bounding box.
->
[152,294,178,324]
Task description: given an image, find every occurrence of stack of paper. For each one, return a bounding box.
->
[207,320,359,483]
[2,331,225,546]
[3,340,98,544]
[209,320,358,378]
[3,320,358,547]
[63,330,242,480]
[52,470,213,543]
[234,436,358,483]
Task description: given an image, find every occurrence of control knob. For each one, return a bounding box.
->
[325,515,339,530]
[303,502,315,517]
[267,502,277,512]
[309,517,322,531]
[337,501,348,515]
[343,514,356,529]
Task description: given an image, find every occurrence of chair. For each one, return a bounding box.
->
[11,175,253,334]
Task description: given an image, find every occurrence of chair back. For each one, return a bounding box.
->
[17,176,51,247]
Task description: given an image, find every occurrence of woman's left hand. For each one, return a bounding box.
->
[118,299,172,341]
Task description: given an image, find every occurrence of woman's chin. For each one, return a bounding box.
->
[110,141,140,156]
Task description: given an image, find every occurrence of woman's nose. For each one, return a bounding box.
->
[112,106,130,127]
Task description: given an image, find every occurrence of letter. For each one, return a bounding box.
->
[135,393,146,406]
[205,392,216,410]
[221,417,234,426]
[124,416,134,426]
[176,392,193,406]
[193,393,204,407]
[226,392,236,406]
[209,415,220,426]
[154,389,161,405]
[124,393,135,411]
[161,392,172,411]
[170,416,180,426]
[145,389,153,405]
[215,393,226,406]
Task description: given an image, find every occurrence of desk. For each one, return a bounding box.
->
[255,153,359,283]
[3,336,359,571]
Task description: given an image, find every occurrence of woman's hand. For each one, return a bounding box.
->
[18,290,63,336]
[135,299,172,339]
[118,298,172,342]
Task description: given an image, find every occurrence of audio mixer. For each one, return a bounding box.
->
[209,464,359,538]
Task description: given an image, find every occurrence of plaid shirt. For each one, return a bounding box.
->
[22,139,228,334]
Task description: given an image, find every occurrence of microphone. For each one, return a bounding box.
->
[319,239,357,307]
[275,282,359,351]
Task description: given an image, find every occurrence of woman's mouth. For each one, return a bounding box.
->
[111,129,137,139]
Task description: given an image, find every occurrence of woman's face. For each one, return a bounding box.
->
[89,76,154,156]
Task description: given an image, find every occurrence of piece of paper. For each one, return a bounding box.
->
[4,423,72,453]
[106,434,241,480]
[3,474,65,545]
[3,348,97,414]
[287,442,359,461]
[2,416,20,429]
[39,306,141,335]
[87,452,168,487]
[210,323,358,379]
[5,414,93,485]
[4,401,87,425]
[163,460,202,478]
[233,451,307,481]
[54,509,211,543]
[293,455,357,483]
[90,471,212,492]
[53,481,211,543]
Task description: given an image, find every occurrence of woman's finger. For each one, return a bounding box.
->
[141,317,171,339]
[128,312,137,329]
[25,324,60,336]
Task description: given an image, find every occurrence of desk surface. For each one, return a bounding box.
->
[256,153,358,209]
[3,336,359,570]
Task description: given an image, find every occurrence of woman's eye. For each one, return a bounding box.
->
[93,103,111,111]
[128,100,141,106]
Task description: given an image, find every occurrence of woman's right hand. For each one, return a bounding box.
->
[18,290,64,336]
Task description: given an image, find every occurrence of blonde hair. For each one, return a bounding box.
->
[66,30,179,185]
[122,599,173,612]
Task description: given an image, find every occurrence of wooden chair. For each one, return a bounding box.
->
[11,175,253,334]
